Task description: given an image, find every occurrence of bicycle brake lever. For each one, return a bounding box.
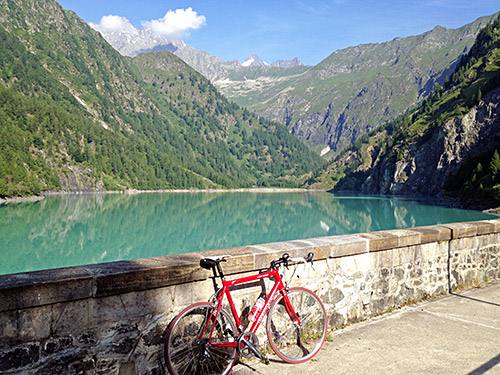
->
[282,253,290,269]
[305,252,315,271]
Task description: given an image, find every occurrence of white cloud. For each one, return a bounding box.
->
[141,8,206,39]
[92,15,139,35]
[89,8,206,41]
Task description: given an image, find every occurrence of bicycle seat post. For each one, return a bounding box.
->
[210,266,219,292]
[210,262,225,293]
[215,262,225,281]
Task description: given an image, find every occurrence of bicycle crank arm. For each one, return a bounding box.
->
[240,338,270,365]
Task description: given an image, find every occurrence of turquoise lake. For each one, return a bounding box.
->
[0,192,497,276]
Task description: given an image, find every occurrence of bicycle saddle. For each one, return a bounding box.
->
[200,255,232,270]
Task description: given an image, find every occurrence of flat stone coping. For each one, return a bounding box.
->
[1,219,499,312]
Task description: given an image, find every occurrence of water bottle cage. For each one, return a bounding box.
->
[248,296,266,322]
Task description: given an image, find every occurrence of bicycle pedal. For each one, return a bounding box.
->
[254,350,269,365]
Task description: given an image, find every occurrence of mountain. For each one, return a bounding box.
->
[167,16,499,157]
[241,54,304,68]
[242,53,269,67]
[175,15,498,157]
[89,13,499,158]
[0,0,321,198]
[88,17,185,57]
[308,16,500,206]
[89,27,304,83]
[90,24,303,72]
[226,15,500,155]
[272,57,304,68]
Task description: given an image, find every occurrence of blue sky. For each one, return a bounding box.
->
[58,0,500,65]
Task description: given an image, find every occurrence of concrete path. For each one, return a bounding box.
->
[234,283,500,375]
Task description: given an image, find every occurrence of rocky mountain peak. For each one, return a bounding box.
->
[88,19,185,57]
[241,53,269,67]
[271,57,304,68]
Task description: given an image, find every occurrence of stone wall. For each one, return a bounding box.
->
[1,220,500,375]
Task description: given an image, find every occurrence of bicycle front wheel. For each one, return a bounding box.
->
[164,302,238,375]
[266,287,327,363]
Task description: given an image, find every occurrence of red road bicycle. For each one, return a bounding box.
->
[164,252,328,375]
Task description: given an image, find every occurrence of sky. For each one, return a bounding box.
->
[58,0,500,66]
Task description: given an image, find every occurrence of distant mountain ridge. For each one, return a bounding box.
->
[239,54,303,68]
[90,24,305,69]
[272,57,304,68]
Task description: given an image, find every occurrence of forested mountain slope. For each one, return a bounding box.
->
[0,0,321,198]
[309,16,500,206]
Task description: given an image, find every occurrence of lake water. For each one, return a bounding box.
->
[0,192,496,275]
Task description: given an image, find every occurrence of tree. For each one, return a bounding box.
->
[490,150,500,181]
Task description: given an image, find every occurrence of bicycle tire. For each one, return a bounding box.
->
[266,287,327,363]
[164,302,238,375]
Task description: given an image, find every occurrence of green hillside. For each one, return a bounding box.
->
[132,52,319,183]
[0,0,321,198]
[309,15,500,205]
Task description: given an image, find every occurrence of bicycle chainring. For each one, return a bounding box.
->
[238,332,259,359]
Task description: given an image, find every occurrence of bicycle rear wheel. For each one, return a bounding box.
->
[164,302,238,375]
[266,287,327,363]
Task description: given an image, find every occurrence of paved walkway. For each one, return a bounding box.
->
[234,283,500,375]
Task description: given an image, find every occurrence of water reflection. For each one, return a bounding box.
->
[0,192,495,275]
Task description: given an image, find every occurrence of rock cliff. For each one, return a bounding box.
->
[350,87,500,197]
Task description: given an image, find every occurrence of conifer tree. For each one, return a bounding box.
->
[490,150,500,180]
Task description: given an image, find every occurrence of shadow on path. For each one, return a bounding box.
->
[451,292,500,308]
[467,353,500,375]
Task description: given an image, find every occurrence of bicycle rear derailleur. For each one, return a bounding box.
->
[237,332,270,365]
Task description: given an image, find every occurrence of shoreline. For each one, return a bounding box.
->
[44,187,322,195]
[331,189,500,215]
[0,187,324,205]
[1,188,499,214]
[0,195,45,205]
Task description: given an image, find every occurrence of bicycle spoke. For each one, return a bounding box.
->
[267,288,327,363]
[207,351,224,373]
[178,356,198,375]
[169,343,196,359]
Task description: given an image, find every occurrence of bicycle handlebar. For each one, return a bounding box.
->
[270,252,314,269]
[201,252,314,274]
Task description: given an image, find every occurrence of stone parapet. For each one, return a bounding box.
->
[1,219,499,312]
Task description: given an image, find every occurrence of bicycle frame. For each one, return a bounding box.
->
[201,266,303,350]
